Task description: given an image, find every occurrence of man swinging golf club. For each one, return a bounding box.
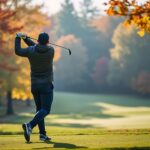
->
[15,32,54,142]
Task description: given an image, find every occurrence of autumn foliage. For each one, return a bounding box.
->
[105,0,150,36]
[133,71,150,95]
[0,0,21,81]
[91,57,109,85]
[0,0,49,101]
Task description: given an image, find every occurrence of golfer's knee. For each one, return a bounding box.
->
[41,109,49,116]
[45,108,50,115]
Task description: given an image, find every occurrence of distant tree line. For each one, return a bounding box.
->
[50,0,150,97]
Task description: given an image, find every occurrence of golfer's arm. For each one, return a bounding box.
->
[23,37,36,46]
[15,37,29,57]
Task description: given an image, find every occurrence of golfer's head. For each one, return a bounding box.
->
[38,32,49,45]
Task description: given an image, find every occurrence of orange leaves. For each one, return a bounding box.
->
[105,0,150,36]
[105,0,129,16]
[0,62,19,72]
[0,0,22,33]
[54,35,76,62]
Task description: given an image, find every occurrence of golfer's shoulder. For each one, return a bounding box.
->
[48,46,54,54]
[28,45,36,53]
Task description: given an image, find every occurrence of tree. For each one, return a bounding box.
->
[105,0,150,36]
[0,0,23,114]
[133,71,150,95]
[91,57,109,87]
[57,0,81,36]
[54,35,88,92]
[80,0,99,22]
[0,0,50,115]
[55,0,104,88]
[108,23,150,94]
[55,0,122,92]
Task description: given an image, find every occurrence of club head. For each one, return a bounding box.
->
[68,49,72,55]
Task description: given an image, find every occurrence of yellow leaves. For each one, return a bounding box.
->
[107,7,116,15]
[12,88,32,100]
[106,0,129,16]
[137,30,145,37]
[124,20,131,27]
[105,0,150,36]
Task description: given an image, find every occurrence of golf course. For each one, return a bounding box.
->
[0,92,150,150]
[1,0,150,149]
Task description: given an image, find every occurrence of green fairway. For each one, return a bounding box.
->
[3,92,149,129]
[0,124,150,150]
[0,92,150,149]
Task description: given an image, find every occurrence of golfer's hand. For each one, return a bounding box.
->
[16,33,27,39]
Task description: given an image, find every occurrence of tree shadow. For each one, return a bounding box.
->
[1,94,150,129]
[0,114,34,124]
[33,141,87,149]
[0,131,23,135]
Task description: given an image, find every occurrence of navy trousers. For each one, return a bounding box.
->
[30,82,54,135]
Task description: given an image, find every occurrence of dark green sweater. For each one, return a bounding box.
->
[15,37,54,83]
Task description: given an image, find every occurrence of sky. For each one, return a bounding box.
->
[32,0,108,15]
[33,0,148,16]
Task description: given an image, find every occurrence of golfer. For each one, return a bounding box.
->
[15,32,54,142]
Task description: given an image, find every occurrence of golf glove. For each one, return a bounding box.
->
[16,33,27,39]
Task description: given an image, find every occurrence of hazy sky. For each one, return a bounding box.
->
[33,0,108,15]
[33,0,147,16]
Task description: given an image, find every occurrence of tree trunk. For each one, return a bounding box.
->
[26,99,31,107]
[0,96,1,106]
[6,90,14,115]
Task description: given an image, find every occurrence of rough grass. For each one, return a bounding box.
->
[0,92,150,149]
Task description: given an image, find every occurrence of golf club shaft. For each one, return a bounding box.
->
[28,37,71,55]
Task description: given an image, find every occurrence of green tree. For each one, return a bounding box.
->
[80,0,99,22]
[58,0,81,36]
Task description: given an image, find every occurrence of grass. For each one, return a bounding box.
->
[0,125,150,150]
[0,92,150,149]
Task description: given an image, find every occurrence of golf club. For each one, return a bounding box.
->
[16,33,71,55]
[29,37,71,55]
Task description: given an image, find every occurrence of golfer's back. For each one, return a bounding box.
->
[28,44,54,83]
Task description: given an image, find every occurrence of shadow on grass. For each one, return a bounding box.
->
[0,114,33,124]
[33,141,87,149]
[46,122,96,128]
[1,94,150,128]
[51,112,124,119]
[0,110,124,128]
[104,147,150,150]
[0,131,23,135]
[0,131,38,135]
